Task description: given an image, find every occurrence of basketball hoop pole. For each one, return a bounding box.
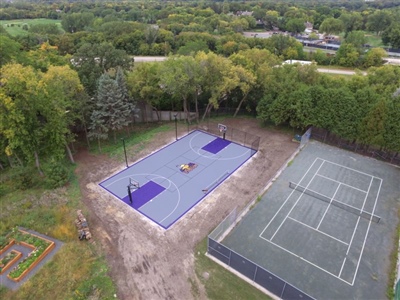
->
[223,131,226,140]
[121,138,128,168]
[127,185,133,204]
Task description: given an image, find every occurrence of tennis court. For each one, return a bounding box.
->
[99,128,257,229]
[218,141,400,299]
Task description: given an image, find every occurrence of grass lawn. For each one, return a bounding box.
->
[0,18,63,36]
[194,238,271,300]
[364,32,384,47]
[0,169,116,299]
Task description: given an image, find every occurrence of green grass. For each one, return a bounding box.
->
[0,166,117,299]
[386,209,400,299]
[0,18,63,36]
[89,123,173,159]
[194,238,271,300]
[364,32,384,48]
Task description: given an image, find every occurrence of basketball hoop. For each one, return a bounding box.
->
[129,178,140,189]
[218,123,227,133]
[218,124,227,140]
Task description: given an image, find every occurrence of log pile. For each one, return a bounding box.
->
[75,210,92,240]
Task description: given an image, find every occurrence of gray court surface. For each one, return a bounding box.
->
[222,141,400,299]
[100,130,256,229]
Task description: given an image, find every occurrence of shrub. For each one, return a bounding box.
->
[43,159,70,189]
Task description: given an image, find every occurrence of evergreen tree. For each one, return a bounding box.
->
[89,73,132,149]
[115,67,139,124]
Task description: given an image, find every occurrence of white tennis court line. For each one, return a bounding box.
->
[338,176,373,279]
[316,174,368,193]
[288,217,348,245]
[269,160,326,241]
[259,157,323,238]
[259,157,383,286]
[351,177,382,286]
[263,236,352,286]
[321,159,383,180]
[316,183,341,230]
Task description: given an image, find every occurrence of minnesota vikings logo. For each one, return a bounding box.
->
[178,162,198,173]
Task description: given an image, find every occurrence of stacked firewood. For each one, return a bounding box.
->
[75,210,92,240]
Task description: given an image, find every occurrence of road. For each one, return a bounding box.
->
[133,56,398,75]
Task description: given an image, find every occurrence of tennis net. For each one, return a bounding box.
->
[289,181,380,223]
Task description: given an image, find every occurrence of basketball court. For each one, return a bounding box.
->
[100,125,257,229]
[218,141,400,299]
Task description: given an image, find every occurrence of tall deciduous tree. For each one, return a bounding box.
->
[127,62,165,122]
[73,42,131,95]
[319,17,344,35]
[159,56,203,123]
[366,10,392,36]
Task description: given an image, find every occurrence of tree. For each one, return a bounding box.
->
[366,10,392,36]
[319,17,344,35]
[382,24,400,49]
[89,73,132,147]
[177,40,209,56]
[116,67,138,126]
[61,12,94,33]
[159,56,203,122]
[263,10,279,30]
[363,48,387,68]
[384,96,400,152]
[335,43,360,67]
[0,35,22,67]
[285,18,306,34]
[339,12,363,35]
[73,42,131,95]
[39,65,84,163]
[345,31,366,52]
[28,23,62,35]
[127,62,164,122]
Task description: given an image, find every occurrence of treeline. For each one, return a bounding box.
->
[1,47,400,177]
[1,0,400,182]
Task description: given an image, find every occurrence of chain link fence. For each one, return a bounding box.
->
[207,127,314,299]
[311,127,400,167]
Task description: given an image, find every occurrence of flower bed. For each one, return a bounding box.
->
[1,228,55,282]
[0,239,15,256]
[0,250,22,274]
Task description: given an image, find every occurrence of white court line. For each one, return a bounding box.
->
[338,176,373,279]
[259,235,352,285]
[351,178,382,286]
[288,217,348,246]
[316,174,368,193]
[189,132,251,161]
[259,158,322,238]
[317,183,341,230]
[270,161,326,241]
[320,158,383,180]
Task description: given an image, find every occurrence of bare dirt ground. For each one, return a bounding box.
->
[74,118,298,300]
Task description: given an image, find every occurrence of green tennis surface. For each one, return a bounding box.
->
[221,141,400,299]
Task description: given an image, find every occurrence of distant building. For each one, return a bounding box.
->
[304,21,313,34]
[236,11,253,17]
[283,60,315,65]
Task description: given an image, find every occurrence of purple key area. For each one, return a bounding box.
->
[202,138,231,154]
[122,181,165,209]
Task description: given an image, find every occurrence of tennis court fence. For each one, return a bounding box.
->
[208,207,315,300]
[206,126,314,299]
[311,127,400,167]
